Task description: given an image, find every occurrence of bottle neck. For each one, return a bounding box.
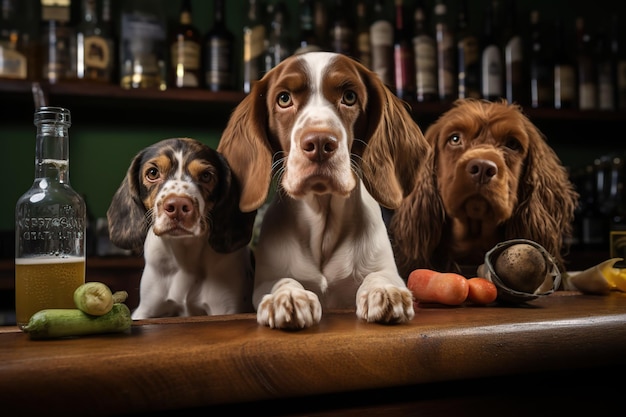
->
[34,111,71,184]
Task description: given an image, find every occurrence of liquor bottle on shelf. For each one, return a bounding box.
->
[0,0,29,80]
[355,0,371,69]
[369,0,394,88]
[455,0,480,99]
[76,0,114,83]
[119,0,167,90]
[528,10,552,108]
[611,15,626,111]
[40,0,76,83]
[15,106,87,330]
[204,0,235,92]
[434,0,455,102]
[295,0,322,54]
[595,29,615,111]
[480,0,503,101]
[243,0,266,93]
[412,0,437,102]
[553,17,577,109]
[393,0,415,101]
[313,0,328,50]
[576,17,597,110]
[503,0,525,104]
[264,2,292,72]
[329,0,355,58]
[169,0,201,89]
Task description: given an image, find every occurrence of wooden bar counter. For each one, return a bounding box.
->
[1,291,625,416]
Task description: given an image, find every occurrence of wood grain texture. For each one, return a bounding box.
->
[1,291,625,416]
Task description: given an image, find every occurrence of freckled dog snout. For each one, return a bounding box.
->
[467,159,498,184]
[164,196,194,220]
[302,134,338,162]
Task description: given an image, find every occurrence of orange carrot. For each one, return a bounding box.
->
[407,269,469,306]
[466,277,498,305]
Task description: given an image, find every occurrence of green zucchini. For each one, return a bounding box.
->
[23,303,132,340]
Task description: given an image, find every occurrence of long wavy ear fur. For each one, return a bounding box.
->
[106,151,149,253]
[217,81,274,213]
[209,153,257,253]
[356,64,431,209]
[389,121,447,279]
[505,119,579,271]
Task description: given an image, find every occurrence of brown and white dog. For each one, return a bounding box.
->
[107,138,254,319]
[389,98,579,279]
[218,52,431,330]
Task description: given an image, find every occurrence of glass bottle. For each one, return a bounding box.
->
[355,0,371,69]
[243,0,266,93]
[612,15,626,111]
[170,0,202,88]
[434,0,455,102]
[119,0,167,90]
[204,0,235,91]
[413,0,437,102]
[528,10,552,108]
[595,29,615,111]
[480,0,503,101]
[264,2,292,72]
[393,0,415,101]
[329,0,354,58]
[553,17,576,110]
[455,0,480,99]
[503,0,525,104]
[0,0,28,80]
[76,0,114,83]
[576,17,597,110]
[295,0,322,54]
[369,0,394,88]
[40,0,76,83]
[15,107,87,330]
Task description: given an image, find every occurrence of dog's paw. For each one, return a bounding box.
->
[256,286,322,330]
[356,285,415,324]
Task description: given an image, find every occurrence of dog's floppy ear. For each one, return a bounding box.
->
[357,65,431,209]
[217,80,274,213]
[209,153,257,253]
[389,123,447,279]
[107,150,149,253]
[505,118,579,271]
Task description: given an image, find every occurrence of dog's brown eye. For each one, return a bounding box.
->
[505,137,522,151]
[277,92,292,108]
[146,167,160,182]
[448,134,462,146]
[342,90,357,106]
[199,169,215,183]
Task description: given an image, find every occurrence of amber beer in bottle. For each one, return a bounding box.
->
[15,107,86,329]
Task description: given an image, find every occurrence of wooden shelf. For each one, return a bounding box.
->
[2,78,626,130]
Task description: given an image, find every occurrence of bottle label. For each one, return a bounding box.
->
[206,38,233,90]
[436,24,454,99]
[243,25,266,62]
[481,45,503,98]
[413,35,436,96]
[120,11,166,89]
[370,21,394,85]
[83,35,111,71]
[579,83,597,110]
[0,43,27,79]
[554,65,576,107]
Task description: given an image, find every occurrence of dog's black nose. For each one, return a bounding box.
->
[467,159,498,184]
[164,196,194,220]
[301,134,338,162]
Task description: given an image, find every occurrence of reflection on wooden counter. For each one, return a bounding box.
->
[0,291,625,416]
